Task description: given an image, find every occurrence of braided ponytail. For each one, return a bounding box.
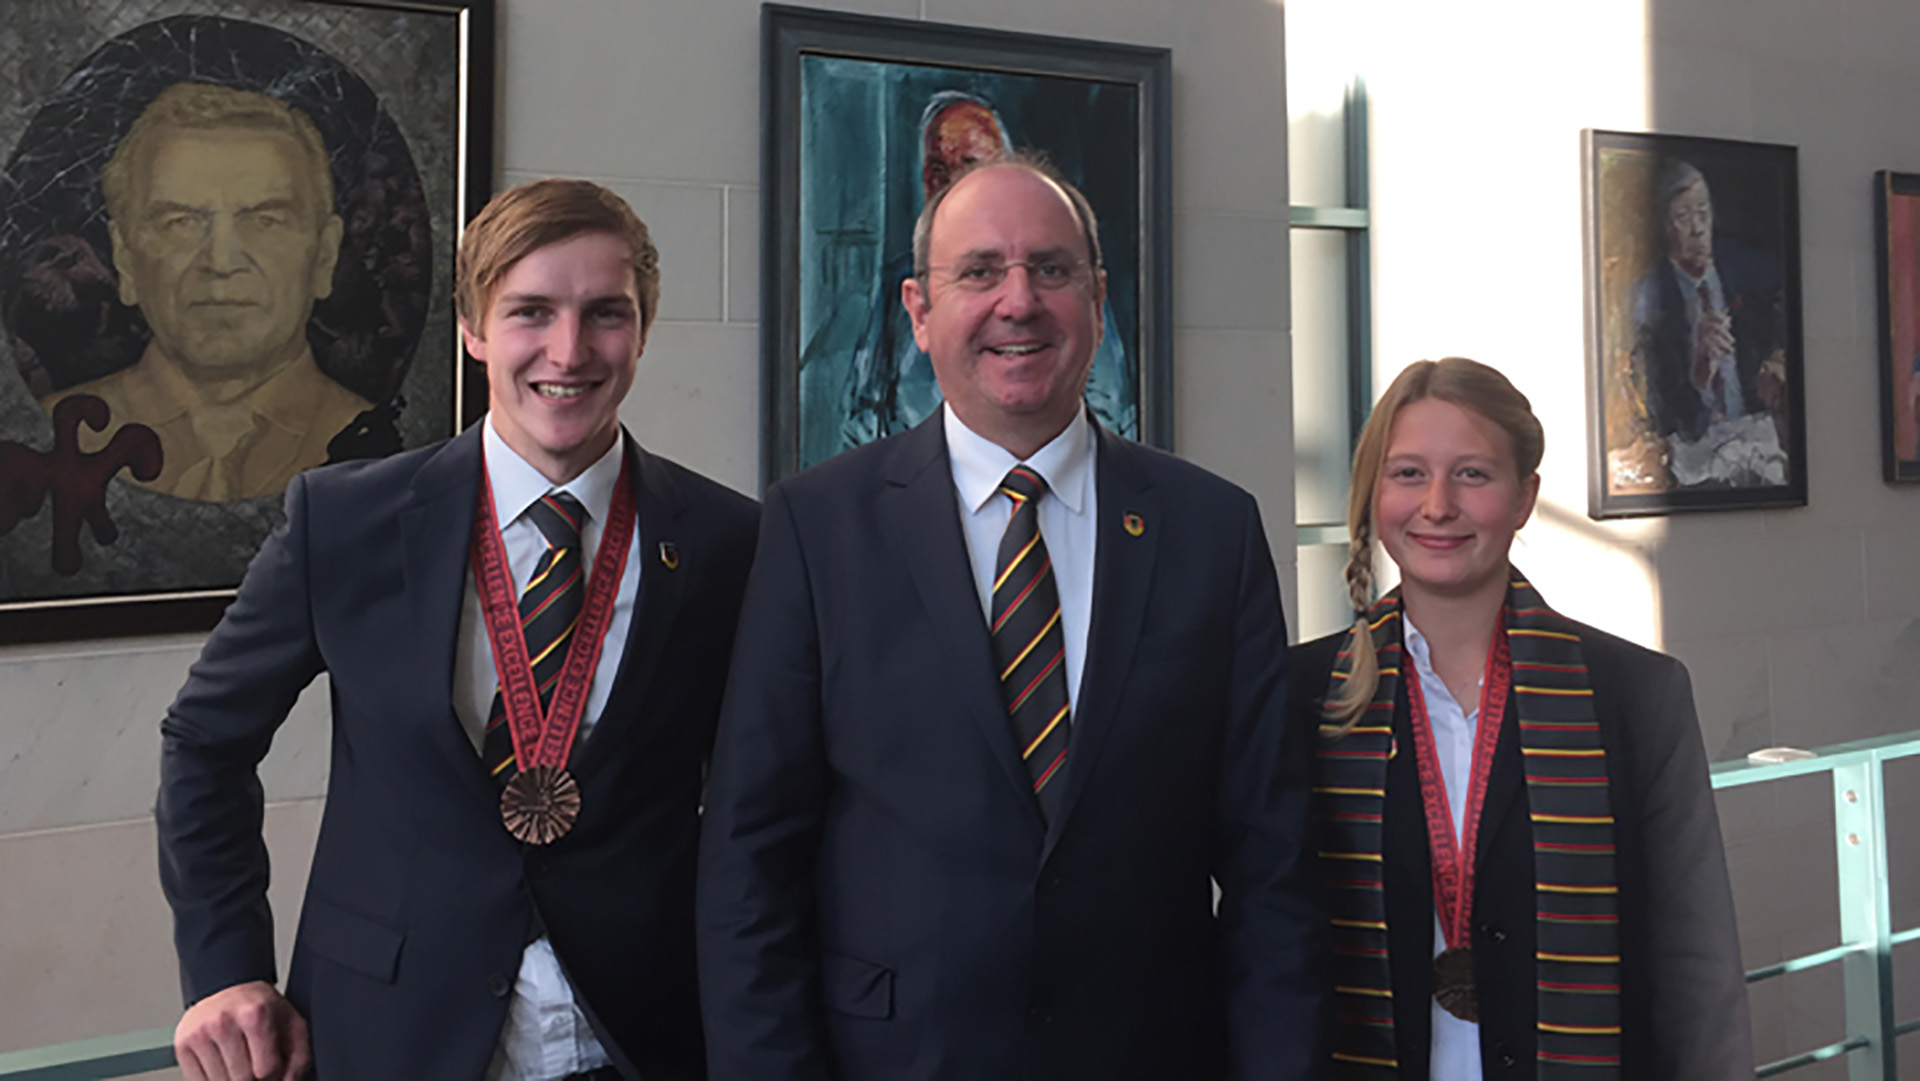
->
[1323,515,1378,728]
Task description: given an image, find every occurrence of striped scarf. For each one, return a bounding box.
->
[1314,572,1623,1078]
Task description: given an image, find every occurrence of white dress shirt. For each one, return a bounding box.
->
[452,417,643,1081]
[943,404,1097,709]
[1403,617,1483,1081]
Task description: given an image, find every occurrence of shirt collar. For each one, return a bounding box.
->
[943,403,1094,516]
[1400,615,1481,714]
[481,416,625,531]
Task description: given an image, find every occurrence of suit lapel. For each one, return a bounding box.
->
[881,418,1043,829]
[573,438,687,775]
[1042,427,1158,858]
[399,426,495,799]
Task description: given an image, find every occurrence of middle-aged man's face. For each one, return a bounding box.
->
[922,102,1005,201]
[112,127,343,378]
[1663,174,1714,279]
[460,230,644,485]
[903,165,1105,452]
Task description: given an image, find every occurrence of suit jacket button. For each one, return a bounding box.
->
[1494,1043,1516,1068]
[1480,922,1506,944]
[488,972,512,998]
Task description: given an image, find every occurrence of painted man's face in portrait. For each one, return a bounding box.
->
[110,126,344,378]
[922,101,1007,202]
[1663,174,1714,279]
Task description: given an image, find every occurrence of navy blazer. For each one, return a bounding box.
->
[696,417,1326,1081]
[157,426,758,1080]
[1290,619,1752,1079]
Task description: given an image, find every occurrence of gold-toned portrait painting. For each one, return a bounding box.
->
[0,0,492,642]
[1582,129,1806,518]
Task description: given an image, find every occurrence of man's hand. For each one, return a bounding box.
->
[174,980,311,1081]
[1691,309,1736,390]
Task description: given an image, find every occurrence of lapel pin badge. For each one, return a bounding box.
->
[1123,511,1145,537]
[659,541,680,570]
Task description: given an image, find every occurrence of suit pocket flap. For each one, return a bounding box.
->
[822,950,893,1020]
[299,896,403,983]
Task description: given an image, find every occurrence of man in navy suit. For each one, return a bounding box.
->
[157,179,758,1081]
[697,156,1324,1080]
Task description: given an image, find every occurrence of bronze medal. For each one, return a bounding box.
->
[501,764,581,845]
[1433,945,1478,1023]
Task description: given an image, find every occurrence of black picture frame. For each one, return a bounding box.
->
[1874,170,1920,483]
[760,3,1173,485]
[0,0,494,645]
[1581,129,1807,518]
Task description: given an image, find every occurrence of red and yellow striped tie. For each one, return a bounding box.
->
[990,466,1071,819]
[481,491,586,783]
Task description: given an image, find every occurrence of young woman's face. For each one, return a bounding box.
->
[1373,398,1539,603]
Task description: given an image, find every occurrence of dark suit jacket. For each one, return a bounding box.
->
[696,417,1326,1081]
[156,425,759,1081]
[1633,242,1786,442]
[1290,618,1752,1079]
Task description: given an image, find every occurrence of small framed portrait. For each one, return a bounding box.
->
[1874,170,1920,483]
[760,3,1172,483]
[0,0,493,644]
[1582,129,1807,518]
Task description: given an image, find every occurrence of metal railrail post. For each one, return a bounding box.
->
[1833,758,1897,1081]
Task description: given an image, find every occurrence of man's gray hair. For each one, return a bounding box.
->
[1653,158,1709,214]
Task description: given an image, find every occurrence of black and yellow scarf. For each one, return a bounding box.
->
[1314,573,1623,1078]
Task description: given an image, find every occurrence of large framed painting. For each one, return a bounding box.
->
[1582,129,1806,518]
[761,3,1172,483]
[0,0,494,644]
[1874,170,1920,483]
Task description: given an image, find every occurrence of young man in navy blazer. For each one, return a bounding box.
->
[697,157,1325,1080]
[157,179,758,1081]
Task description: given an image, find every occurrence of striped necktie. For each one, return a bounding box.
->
[482,491,587,783]
[990,466,1071,820]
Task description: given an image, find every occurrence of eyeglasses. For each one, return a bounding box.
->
[924,257,1092,293]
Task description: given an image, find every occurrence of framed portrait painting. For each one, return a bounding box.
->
[0,0,493,644]
[761,3,1172,483]
[1582,129,1806,518]
[1874,170,1920,483]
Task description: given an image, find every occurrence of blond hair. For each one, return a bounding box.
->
[103,83,334,226]
[1323,357,1544,724]
[456,178,661,336]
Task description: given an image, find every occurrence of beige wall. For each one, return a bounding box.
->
[0,0,1292,1057]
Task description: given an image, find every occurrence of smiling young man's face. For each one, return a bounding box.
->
[461,230,643,483]
[902,164,1105,457]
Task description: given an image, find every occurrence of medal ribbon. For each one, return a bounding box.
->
[471,453,637,771]
[1403,621,1512,955]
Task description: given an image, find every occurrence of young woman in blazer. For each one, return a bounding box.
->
[1291,357,1752,1080]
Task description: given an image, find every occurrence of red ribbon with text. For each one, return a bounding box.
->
[470,454,637,771]
[1403,620,1512,955]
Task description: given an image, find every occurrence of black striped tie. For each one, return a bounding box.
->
[990,466,1071,820]
[482,491,586,783]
